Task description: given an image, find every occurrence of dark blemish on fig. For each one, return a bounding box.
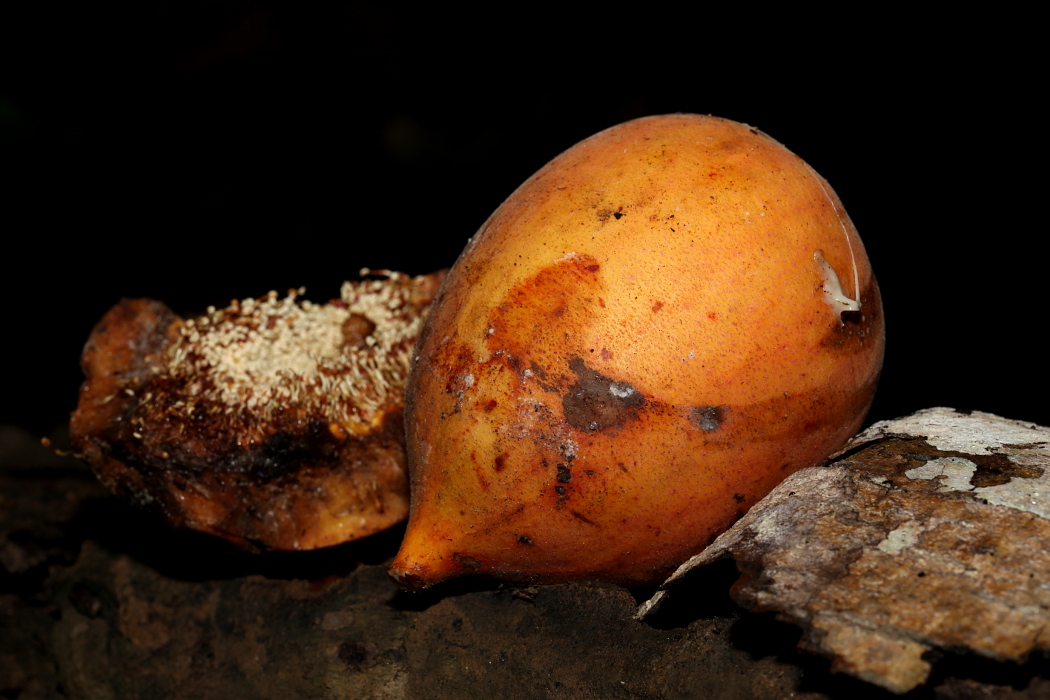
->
[733,493,745,503]
[518,535,533,545]
[556,464,572,482]
[494,453,508,471]
[526,362,558,393]
[598,298,606,308]
[483,399,498,412]
[562,356,645,432]
[822,279,883,353]
[690,405,727,432]
[617,462,628,473]
[601,348,612,360]
[613,212,623,220]
[571,510,596,526]
[585,264,600,272]
[453,553,482,571]
[540,459,548,467]
[652,301,663,313]
[555,485,566,495]
[584,469,594,476]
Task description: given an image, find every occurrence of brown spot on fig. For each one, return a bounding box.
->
[562,356,644,432]
[733,493,745,502]
[570,510,597,526]
[453,553,481,571]
[822,279,883,354]
[690,405,727,432]
[652,301,664,313]
[556,463,572,482]
[486,254,603,372]
[494,453,508,472]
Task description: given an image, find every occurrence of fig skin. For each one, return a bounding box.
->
[390,114,884,590]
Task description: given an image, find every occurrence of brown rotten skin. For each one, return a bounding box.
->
[70,272,444,550]
[390,114,884,590]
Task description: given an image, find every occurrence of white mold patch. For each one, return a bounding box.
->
[815,250,861,313]
[609,382,635,399]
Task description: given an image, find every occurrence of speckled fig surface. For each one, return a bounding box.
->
[390,114,884,589]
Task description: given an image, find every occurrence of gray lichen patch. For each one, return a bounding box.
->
[641,408,1050,694]
[854,407,1050,456]
[905,454,1050,520]
[975,470,1050,520]
[877,522,920,554]
[905,457,978,492]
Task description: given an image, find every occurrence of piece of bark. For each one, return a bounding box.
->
[639,407,1050,694]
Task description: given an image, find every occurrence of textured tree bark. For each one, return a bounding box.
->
[641,408,1050,694]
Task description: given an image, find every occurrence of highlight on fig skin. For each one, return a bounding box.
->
[389,114,884,591]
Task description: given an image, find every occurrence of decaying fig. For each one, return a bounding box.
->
[390,114,884,589]
[70,271,445,550]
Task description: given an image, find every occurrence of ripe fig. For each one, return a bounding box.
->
[390,114,884,589]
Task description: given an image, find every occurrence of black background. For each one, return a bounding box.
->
[1,4,1043,436]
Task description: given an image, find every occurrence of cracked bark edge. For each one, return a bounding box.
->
[638,407,1050,694]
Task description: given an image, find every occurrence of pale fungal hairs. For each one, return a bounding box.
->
[805,163,861,311]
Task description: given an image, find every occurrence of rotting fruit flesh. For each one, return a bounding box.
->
[390,114,884,590]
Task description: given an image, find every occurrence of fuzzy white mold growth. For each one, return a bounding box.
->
[806,162,861,314]
[815,250,861,314]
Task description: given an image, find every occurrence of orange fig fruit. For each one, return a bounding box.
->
[390,114,884,589]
